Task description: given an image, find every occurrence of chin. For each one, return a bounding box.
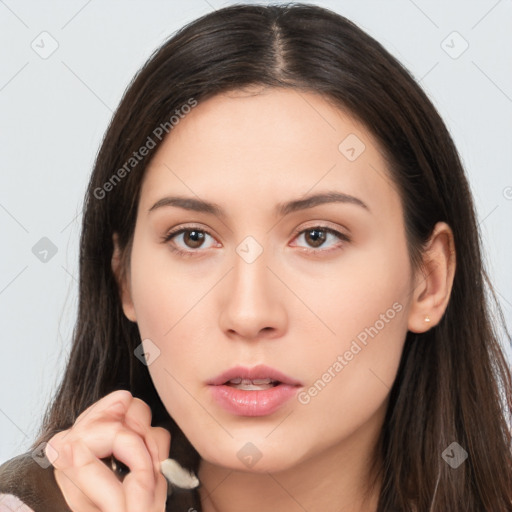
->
[193,435,305,474]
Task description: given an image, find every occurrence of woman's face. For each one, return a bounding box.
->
[116,87,416,473]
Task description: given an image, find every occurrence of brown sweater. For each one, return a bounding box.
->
[0,453,69,512]
[0,453,202,511]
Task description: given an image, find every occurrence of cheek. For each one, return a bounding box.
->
[128,240,210,339]
[293,232,411,418]
[292,225,411,359]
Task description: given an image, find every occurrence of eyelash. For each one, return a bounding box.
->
[161,224,350,258]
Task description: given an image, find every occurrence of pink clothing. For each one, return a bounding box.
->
[0,494,35,512]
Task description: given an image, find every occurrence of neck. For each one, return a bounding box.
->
[198,405,385,512]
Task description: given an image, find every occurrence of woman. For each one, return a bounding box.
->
[1,2,511,511]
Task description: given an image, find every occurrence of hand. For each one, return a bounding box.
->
[46,390,171,512]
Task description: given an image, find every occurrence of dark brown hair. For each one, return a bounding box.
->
[33,3,512,510]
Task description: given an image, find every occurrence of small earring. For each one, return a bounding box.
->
[424,315,431,323]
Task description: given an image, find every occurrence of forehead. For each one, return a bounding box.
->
[139,87,401,220]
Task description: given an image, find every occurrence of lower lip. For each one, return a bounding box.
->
[208,383,299,416]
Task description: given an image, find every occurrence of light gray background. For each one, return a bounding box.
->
[1,0,511,464]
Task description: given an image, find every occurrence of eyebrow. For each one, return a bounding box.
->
[148,191,370,218]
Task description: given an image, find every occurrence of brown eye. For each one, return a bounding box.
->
[292,225,350,253]
[304,228,327,248]
[162,226,217,257]
[182,229,206,249]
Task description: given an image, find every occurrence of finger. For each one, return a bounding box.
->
[54,427,158,510]
[151,426,172,465]
[124,400,171,475]
[109,426,171,483]
[52,422,128,461]
[54,439,125,512]
[74,390,133,427]
[126,472,168,512]
[112,430,155,511]
[111,428,154,485]
[123,397,152,435]
[123,398,155,461]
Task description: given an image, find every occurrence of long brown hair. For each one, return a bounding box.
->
[33,3,512,510]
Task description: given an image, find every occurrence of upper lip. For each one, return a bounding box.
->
[207,364,303,387]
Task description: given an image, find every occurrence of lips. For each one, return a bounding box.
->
[207,365,302,417]
[207,364,303,387]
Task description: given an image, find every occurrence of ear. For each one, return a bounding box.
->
[111,232,137,323]
[407,221,456,333]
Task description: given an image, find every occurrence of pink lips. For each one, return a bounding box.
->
[207,364,302,417]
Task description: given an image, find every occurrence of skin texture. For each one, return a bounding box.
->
[47,390,170,512]
[109,87,455,512]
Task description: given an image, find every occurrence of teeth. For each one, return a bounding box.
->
[227,378,274,385]
[252,378,274,385]
[225,377,278,390]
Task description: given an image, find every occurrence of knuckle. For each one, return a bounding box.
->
[114,425,145,447]
[126,468,156,493]
[132,396,152,414]
[152,426,171,444]
[48,429,68,447]
[109,389,134,401]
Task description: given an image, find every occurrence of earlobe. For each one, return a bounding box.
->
[407,222,456,333]
[111,232,137,323]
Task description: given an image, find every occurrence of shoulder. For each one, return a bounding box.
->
[0,452,70,512]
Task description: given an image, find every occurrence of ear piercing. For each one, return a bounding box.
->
[425,315,431,323]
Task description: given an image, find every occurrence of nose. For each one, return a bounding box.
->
[217,244,287,342]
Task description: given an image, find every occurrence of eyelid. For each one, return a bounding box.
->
[161,222,350,255]
[289,224,350,254]
[161,224,213,242]
[290,220,349,238]
[161,224,219,256]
